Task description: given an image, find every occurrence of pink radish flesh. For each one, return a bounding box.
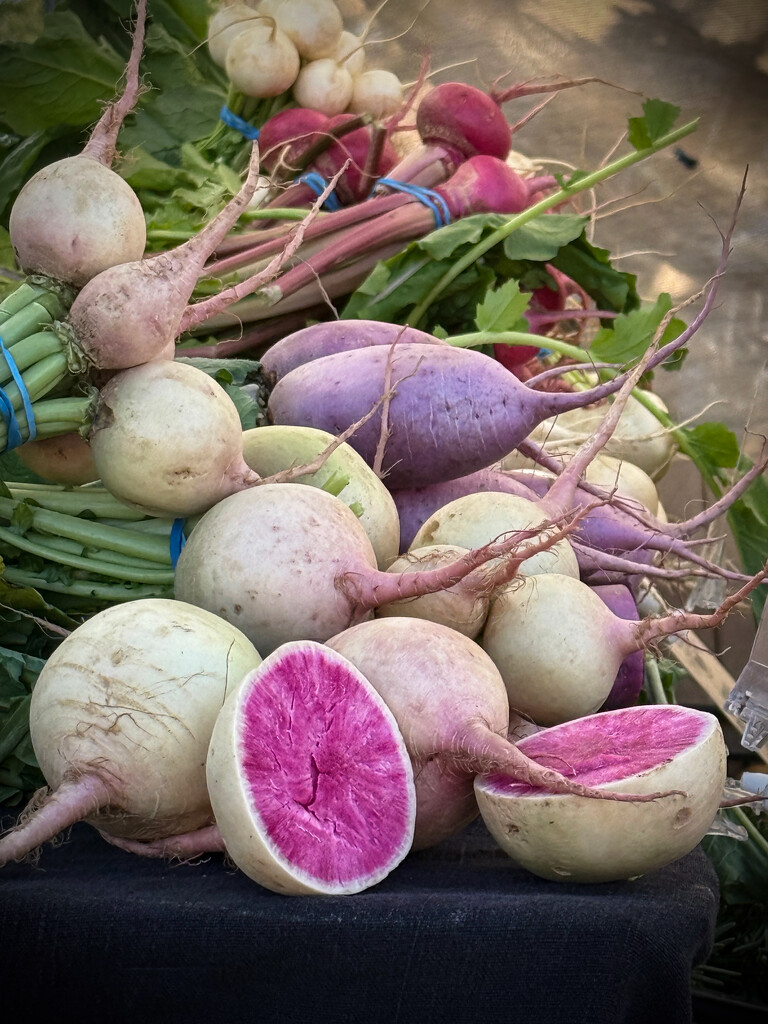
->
[483,705,710,796]
[207,641,415,893]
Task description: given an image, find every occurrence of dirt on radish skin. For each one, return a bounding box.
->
[206,640,415,894]
[0,600,262,868]
[475,705,727,883]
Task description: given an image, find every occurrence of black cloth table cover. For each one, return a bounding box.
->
[0,816,718,1024]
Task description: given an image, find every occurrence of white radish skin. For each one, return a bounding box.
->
[8,0,148,286]
[293,58,353,116]
[206,640,416,894]
[333,30,366,77]
[9,159,147,288]
[482,574,643,726]
[240,423,400,568]
[88,360,260,517]
[67,144,262,370]
[518,391,677,481]
[349,69,404,119]
[376,544,490,638]
[0,600,261,867]
[272,0,343,59]
[207,2,261,66]
[475,705,727,882]
[411,491,581,581]
[225,22,301,98]
[326,618,683,851]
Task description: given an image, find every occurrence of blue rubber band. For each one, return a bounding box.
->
[220,105,260,140]
[374,178,452,228]
[169,518,187,568]
[0,332,36,451]
[296,171,342,211]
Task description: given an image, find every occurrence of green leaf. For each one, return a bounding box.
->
[628,99,681,151]
[590,293,674,363]
[0,11,125,135]
[549,233,638,313]
[474,280,530,333]
[9,502,35,536]
[502,213,588,261]
[680,422,740,471]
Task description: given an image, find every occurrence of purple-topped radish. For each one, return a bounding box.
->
[326,617,684,851]
[259,318,444,383]
[8,0,148,286]
[592,583,646,711]
[475,705,727,882]
[0,599,262,868]
[482,564,768,726]
[206,640,416,895]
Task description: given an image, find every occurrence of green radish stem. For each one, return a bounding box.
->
[406,118,699,327]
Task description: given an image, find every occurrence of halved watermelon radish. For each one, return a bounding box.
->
[474,704,726,883]
[206,640,416,895]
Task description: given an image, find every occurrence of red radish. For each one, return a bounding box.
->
[205,640,416,894]
[182,156,553,333]
[8,0,148,286]
[326,617,685,851]
[258,107,330,175]
[172,481,582,655]
[475,705,727,882]
[0,599,262,868]
[481,564,768,726]
[87,359,261,517]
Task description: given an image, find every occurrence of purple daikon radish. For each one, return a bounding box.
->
[591,583,646,710]
[259,318,444,383]
[267,290,712,490]
[172,481,581,655]
[8,0,148,286]
[0,600,262,868]
[475,705,727,882]
[481,560,768,727]
[205,640,416,895]
[325,617,684,851]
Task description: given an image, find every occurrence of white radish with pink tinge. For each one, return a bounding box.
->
[475,705,727,883]
[206,640,416,895]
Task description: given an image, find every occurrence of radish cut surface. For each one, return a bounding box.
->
[475,705,726,883]
[206,641,416,895]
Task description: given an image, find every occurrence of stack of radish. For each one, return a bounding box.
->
[0,0,763,898]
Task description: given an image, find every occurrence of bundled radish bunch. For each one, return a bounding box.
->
[207,0,405,120]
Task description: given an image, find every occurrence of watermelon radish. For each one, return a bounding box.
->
[205,640,416,895]
[475,705,726,883]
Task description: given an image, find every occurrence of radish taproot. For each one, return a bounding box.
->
[326,617,684,851]
[172,481,581,655]
[475,705,727,882]
[0,600,262,868]
[8,0,148,287]
[206,640,416,894]
[240,423,400,567]
[481,565,768,726]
